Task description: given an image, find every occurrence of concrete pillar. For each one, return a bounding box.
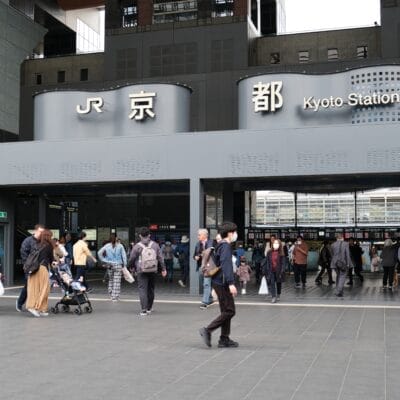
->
[138,0,153,26]
[189,178,204,296]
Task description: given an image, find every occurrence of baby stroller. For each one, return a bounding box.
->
[50,264,93,316]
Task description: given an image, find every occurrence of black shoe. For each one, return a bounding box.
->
[199,303,208,310]
[328,281,335,285]
[199,327,211,348]
[218,337,239,348]
[346,281,353,286]
[315,280,322,285]
[335,293,343,297]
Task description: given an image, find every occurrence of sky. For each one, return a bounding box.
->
[284,0,381,33]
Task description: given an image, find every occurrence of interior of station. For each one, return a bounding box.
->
[3,172,399,283]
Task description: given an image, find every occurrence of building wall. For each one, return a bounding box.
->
[381,0,400,58]
[0,1,45,135]
[253,27,382,66]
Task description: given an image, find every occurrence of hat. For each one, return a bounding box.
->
[181,235,189,243]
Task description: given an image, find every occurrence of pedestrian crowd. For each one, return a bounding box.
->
[1,222,400,349]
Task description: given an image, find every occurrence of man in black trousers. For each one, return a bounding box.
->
[199,221,239,348]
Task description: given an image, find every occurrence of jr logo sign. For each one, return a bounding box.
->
[252,81,283,113]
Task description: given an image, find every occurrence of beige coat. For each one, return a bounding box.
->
[73,239,92,266]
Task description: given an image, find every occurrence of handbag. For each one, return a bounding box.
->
[122,266,135,283]
[258,276,269,295]
[0,280,4,296]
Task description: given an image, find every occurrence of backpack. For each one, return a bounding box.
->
[200,247,220,277]
[23,246,41,275]
[138,241,158,273]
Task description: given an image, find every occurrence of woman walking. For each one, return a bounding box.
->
[98,234,127,301]
[26,229,54,317]
[263,239,287,303]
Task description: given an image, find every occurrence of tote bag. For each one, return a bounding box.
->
[258,276,269,295]
[122,266,135,283]
[0,280,5,296]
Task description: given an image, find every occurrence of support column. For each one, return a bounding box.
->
[190,178,204,296]
[0,194,15,286]
[223,181,234,222]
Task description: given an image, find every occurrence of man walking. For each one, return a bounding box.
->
[331,233,352,297]
[199,221,239,348]
[293,235,309,288]
[174,235,190,288]
[97,234,127,301]
[16,224,44,312]
[193,228,214,309]
[129,227,166,316]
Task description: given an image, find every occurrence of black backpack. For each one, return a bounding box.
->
[23,247,41,275]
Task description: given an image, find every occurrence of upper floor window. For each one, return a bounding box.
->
[123,5,138,27]
[327,48,338,61]
[298,51,309,63]
[357,46,368,59]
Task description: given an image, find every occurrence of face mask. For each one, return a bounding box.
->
[231,232,238,243]
[297,240,301,245]
[273,243,279,250]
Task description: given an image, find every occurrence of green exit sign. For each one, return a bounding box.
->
[0,211,7,218]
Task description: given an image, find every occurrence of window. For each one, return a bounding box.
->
[57,70,65,83]
[298,51,309,63]
[327,48,338,61]
[270,52,280,64]
[35,73,42,85]
[123,5,138,27]
[80,68,88,81]
[357,46,368,59]
[212,0,234,17]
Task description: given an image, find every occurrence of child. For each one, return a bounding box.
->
[236,256,251,294]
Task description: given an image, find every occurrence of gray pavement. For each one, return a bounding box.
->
[1,273,399,400]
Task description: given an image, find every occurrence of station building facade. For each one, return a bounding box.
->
[0,0,400,294]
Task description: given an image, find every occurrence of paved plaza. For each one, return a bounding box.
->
[1,273,400,400]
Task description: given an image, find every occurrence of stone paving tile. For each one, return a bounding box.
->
[0,294,398,400]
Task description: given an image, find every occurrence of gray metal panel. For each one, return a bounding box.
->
[33,84,191,140]
[0,122,399,186]
[238,66,400,130]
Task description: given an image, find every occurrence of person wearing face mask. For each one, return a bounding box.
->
[263,239,287,303]
[292,235,309,289]
[199,221,239,348]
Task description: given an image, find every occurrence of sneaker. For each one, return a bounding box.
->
[147,309,153,314]
[241,288,246,295]
[178,280,186,288]
[276,296,280,301]
[27,308,40,317]
[39,312,49,317]
[335,293,344,298]
[388,286,393,291]
[139,311,148,316]
[218,338,239,348]
[16,300,23,312]
[315,280,322,285]
[295,283,301,288]
[346,281,353,286]
[199,303,208,310]
[382,286,388,290]
[328,281,335,285]
[111,298,119,302]
[271,297,277,304]
[199,327,211,348]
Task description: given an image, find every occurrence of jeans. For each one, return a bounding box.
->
[17,274,28,308]
[164,259,174,282]
[75,265,89,289]
[268,272,282,298]
[294,263,307,284]
[137,272,156,311]
[202,276,212,305]
[206,284,235,338]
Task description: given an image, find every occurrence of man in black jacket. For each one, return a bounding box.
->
[199,221,238,348]
[16,224,44,312]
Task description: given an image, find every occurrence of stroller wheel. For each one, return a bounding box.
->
[85,306,93,313]
[50,307,58,314]
[62,305,70,313]
[74,308,82,315]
